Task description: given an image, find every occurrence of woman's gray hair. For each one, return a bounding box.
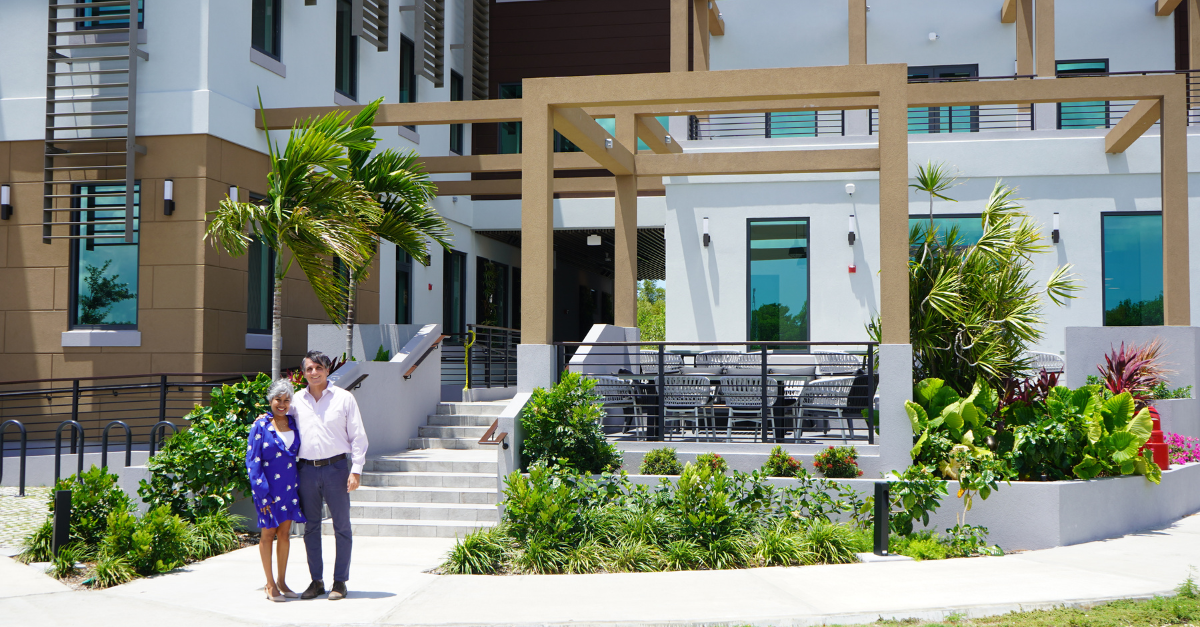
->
[266,378,294,403]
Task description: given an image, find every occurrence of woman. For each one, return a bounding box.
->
[246,378,306,602]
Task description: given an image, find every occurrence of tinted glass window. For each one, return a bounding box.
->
[748,219,809,342]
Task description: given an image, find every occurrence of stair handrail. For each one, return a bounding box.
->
[404,334,449,380]
[478,419,508,449]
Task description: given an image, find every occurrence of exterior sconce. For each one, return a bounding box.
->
[0,185,11,220]
[587,233,601,246]
[928,32,939,41]
[229,185,238,202]
[703,217,711,246]
[848,214,856,246]
[845,183,855,197]
[604,138,613,149]
[163,179,175,215]
[1052,212,1060,244]
[664,135,673,145]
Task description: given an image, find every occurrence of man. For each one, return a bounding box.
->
[292,350,369,601]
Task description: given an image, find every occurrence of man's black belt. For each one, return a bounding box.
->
[300,453,346,467]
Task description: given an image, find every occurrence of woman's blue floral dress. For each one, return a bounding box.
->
[246,414,307,529]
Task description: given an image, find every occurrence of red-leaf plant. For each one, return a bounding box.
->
[1098,340,1170,409]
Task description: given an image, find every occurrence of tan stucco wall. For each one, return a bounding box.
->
[0,135,379,382]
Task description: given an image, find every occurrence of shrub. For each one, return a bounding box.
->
[893,532,947,561]
[1097,340,1170,405]
[752,523,804,567]
[563,541,604,574]
[944,523,1003,557]
[443,527,510,575]
[51,465,133,547]
[761,446,802,477]
[703,534,751,570]
[797,519,858,565]
[89,550,137,588]
[888,465,948,536]
[673,463,741,544]
[105,506,190,576]
[1167,433,1200,465]
[1150,383,1193,400]
[639,448,684,475]
[519,372,622,473]
[662,539,703,571]
[812,446,863,478]
[502,465,582,546]
[513,537,567,574]
[50,543,88,579]
[186,511,243,560]
[696,452,728,474]
[16,520,53,564]
[606,538,663,572]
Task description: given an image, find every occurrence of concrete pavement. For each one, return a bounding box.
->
[3,514,1200,627]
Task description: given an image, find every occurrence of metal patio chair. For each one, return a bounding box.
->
[662,375,714,438]
[798,376,856,442]
[639,350,684,375]
[1026,351,1065,374]
[694,350,742,374]
[718,376,778,441]
[592,375,640,434]
[814,351,863,376]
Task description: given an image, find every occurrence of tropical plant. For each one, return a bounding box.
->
[760,445,802,477]
[812,446,863,478]
[1007,386,1094,480]
[372,345,391,361]
[910,160,959,229]
[871,180,1079,392]
[1098,340,1171,407]
[906,378,999,478]
[1150,383,1192,400]
[1166,432,1200,465]
[797,519,858,565]
[50,465,133,547]
[103,506,191,576]
[185,511,244,560]
[16,520,54,564]
[519,372,622,473]
[443,526,510,574]
[637,280,666,342]
[639,448,684,475]
[887,465,948,536]
[340,102,451,358]
[49,543,88,579]
[696,452,729,474]
[944,523,1003,557]
[205,94,381,379]
[1072,392,1162,483]
[89,550,137,588]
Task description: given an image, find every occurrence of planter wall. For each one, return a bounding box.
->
[1152,398,1200,439]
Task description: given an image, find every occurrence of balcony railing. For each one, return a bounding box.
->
[441,324,519,389]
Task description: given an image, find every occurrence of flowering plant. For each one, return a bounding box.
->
[761,446,802,477]
[813,446,864,478]
[1166,432,1200,465]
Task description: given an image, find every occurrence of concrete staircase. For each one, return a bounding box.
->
[322,401,508,538]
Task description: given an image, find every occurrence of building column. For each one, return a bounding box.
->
[1016,0,1034,76]
[1031,0,1057,130]
[878,70,910,345]
[614,113,639,329]
[520,94,554,344]
[1162,83,1191,325]
[848,0,866,65]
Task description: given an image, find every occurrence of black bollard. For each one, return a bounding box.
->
[52,490,71,557]
[873,481,890,556]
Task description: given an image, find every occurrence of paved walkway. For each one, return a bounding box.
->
[0,487,50,551]
[4,514,1200,627]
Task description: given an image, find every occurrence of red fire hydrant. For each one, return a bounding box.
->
[1141,405,1170,471]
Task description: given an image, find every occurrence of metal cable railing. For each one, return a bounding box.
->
[440,324,519,390]
[689,110,845,140]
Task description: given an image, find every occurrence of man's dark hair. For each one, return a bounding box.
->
[304,350,333,371]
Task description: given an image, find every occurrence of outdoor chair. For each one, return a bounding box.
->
[718,376,778,441]
[662,375,714,438]
[1026,351,1065,375]
[694,350,742,374]
[639,350,684,375]
[592,375,640,435]
[814,351,863,376]
[798,376,856,442]
[726,351,767,374]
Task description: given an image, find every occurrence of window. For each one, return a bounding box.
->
[400,35,417,131]
[767,111,820,138]
[1058,60,1110,129]
[450,71,464,155]
[497,83,580,153]
[908,214,984,246]
[443,249,467,335]
[476,257,509,327]
[511,267,521,331]
[396,252,413,324]
[76,0,143,30]
[247,237,276,334]
[747,219,809,342]
[1102,213,1163,326]
[908,65,979,134]
[251,0,282,60]
[70,184,140,328]
[335,0,358,100]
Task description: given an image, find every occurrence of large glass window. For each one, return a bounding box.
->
[1103,213,1163,326]
[748,219,809,342]
[335,0,358,100]
[400,35,417,132]
[908,65,979,134]
[251,0,282,60]
[71,184,140,328]
[476,257,509,327]
[908,214,984,246]
[396,252,412,324]
[76,0,144,30]
[450,71,464,155]
[1058,60,1110,129]
[443,249,467,335]
[247,236,276,334]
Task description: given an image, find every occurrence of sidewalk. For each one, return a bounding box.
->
[3,514,1200,627]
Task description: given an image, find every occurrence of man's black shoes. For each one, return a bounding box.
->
[329,581,348,600]
[300,580,325,600]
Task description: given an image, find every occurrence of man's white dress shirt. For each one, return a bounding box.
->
[291,384,369,475]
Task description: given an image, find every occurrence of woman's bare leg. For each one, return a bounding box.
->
[260,527,280,596]
[275,520,293,594]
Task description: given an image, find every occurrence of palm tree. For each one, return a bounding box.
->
[205,98,382,380]
[910,160,959,231]
[339,100,452,359]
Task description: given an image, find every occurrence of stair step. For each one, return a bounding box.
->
[426,414,496,427]
[418,425,490,438]
[409,437,484,450]
[350,485,497,504]
[353,471,496,489]
[326,518,495,538]
[347,501,498,521]
[365,457,496,474]
[436,402,508,416]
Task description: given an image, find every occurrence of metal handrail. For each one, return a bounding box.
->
[478,419,509,449]
[0,371,260,386]
[1,420,27,496]
[101,420,132,469]
[405,335,448,380]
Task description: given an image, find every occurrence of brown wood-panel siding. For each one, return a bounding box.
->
[472,0,671,158]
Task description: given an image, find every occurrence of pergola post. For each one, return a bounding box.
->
[1161,80,1191,325]
[614,112,639,329]
[520,93,555,344]
[878,69,910,344]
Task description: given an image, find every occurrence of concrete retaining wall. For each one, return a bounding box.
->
[1153,398,1200,439]
[2,450,150,490]
[1065,326,1200,390]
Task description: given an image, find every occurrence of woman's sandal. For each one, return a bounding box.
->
[266,585,286,602]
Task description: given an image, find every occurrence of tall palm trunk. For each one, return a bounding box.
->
[344,277,356,360]
[271,275,283,381]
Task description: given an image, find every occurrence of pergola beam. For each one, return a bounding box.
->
[1158,0,1184,16]
[636,149,879,177]
[1105,99,1162,154]
[907,74,1183,107]
[709,1,725,36]
[256,99,522,130]
[1001,0,1017,22]
[636,115,683,154]
[420,153,602,173]
[552,107,636,176]
[433,177,665,196]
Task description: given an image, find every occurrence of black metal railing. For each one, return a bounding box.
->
[555,341,878,445]
[441,325,519,390]
[688,110,845,140]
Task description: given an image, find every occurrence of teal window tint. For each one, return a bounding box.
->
[908,65,978,134]
[400,36,417,131]
[1103,213,1163,326]
[71,184,139,328]
[496,83,581,153]
[251,0,282,59]
[396,253,412,324]
[247,237,276,334]
[1057,60,1109,129]
[767,111,818,138]
[908,215,984,247]
[594,117,670,151]
[77,0,143,30]
[450,71,464,154]
[748,219,809,342]
[335,0,358,100]
[443,249,467,335]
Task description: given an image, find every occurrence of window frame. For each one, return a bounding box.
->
[443,249,468,336]
[907,212,985,247]
[68,183,141,330]
[396,252,413,325]
[335,0,359,101]
[1057,59,1110,129]
[907,64,980,134]
[75,0,144,31]
[745,217,811,343]
[251,0,283,61]
[1100,210,1164,327]
[450,70,465,155]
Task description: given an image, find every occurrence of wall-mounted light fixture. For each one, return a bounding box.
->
[0,185,11,220]
[229,185,238,202]
[587,233,601,246]
[604,138,613,149]
[664,135,673,145]
[848,214,857,246]
[845,183,855,197]
[703,217,711,246]
[163,179,175,215]
[928,32,939,41]
[1052,212,1060,244]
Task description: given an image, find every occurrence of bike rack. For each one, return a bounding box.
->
[148,421,178,457]
[54,420,85,483]
[1,420,27,496]
[101,420,133,469]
